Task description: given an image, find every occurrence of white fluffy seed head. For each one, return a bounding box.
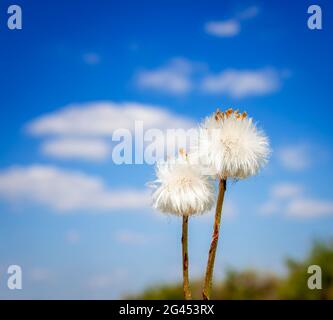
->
[150,153,215,216]
[196,108,270,179]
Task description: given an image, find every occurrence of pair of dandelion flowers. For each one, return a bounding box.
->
[149,108,270,299]
[151,108,270,217]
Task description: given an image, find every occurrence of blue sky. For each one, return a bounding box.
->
[0,0,333,299]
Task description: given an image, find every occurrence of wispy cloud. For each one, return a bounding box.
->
[41,138,111,161]
[205,20,240,37]
[205,5,259,38]
[29,267,53,283]
[87,269,128,290]
[66,229,80,244]
[26,101,194,136]
[259,182,333,218]
[277,144,312,171]
[198,199,238,222]
[135,58,286,98]
[135,58,199,95]
[115,229,148,245]
[87,274,115,289]
[286,198,333,218]
[259,201,280,216]
[0,165,150,212]
[82,53,100,65]
[260,182,303,215]
[201,68,281,98]
[26,101,195,162]
[270,182,303,199]
[237,6,260,20]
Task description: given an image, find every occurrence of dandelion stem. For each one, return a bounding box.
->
[202,178,227,300]
[182,215,192,300]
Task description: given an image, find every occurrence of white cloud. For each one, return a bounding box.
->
[41,138,111,161]
[286,198,333,218]
[136,58,200,95]
[259,182,303,215]
[66,229,80,244]
[205,6,259,38]
[198,199,238,222]
[83,53,100,65]
[205,20,240,37]
[221,200,238,219]
[259,200,280,215]
[87,269,128,290]
[201,68,281,98]
[115,229,147,245]
[26,101,194,137]
[277,144,311,171]
[29,267,52,282]
[26,101,195,162]
[88,274,115,289]
[237,6,260,20]
[0,165,150,212]
[259,182,333,218]
[135,58,285,99]
[270,183,303,199]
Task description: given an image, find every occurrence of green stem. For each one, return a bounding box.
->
[202,178,227,300]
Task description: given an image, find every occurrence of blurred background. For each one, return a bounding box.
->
[0,0,333,299]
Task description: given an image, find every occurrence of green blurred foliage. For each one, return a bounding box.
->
[127,241,333,300]
[278,241,333,299]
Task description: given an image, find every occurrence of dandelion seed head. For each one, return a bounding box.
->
[150,152,215,216]
[197,108,270,179]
